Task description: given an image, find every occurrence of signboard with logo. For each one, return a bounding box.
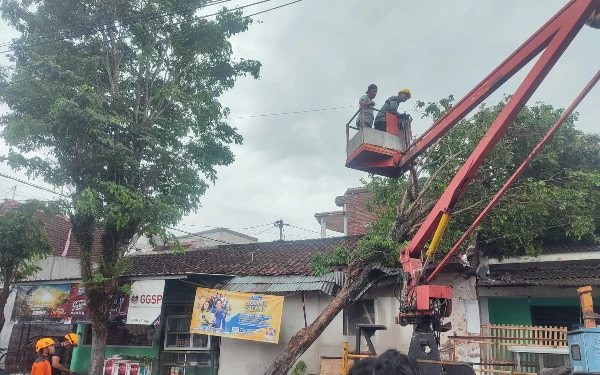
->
[12,284,72,323]
[65,285,91,324]
[126,280,165,325]
[189,287,284,344]
[109,283,130,324]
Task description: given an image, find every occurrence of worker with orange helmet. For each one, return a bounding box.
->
[51,333,79,375]
[32,338,55,375]
[373,88,412,132]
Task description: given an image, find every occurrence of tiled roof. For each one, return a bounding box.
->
[478,263,600,287]
[0,199,103,259]
[542,244,600,254]
[126,236,362,277]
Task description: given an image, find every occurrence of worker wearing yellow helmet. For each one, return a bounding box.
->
[373,88,412,132]
[32,338,55,375]
[51,333,79,375]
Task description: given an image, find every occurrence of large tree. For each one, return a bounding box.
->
[0,200,55,332]
[0,1,260,373]
[264,96,600,375]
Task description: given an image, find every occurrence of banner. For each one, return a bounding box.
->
[190,287,284,344]
[126,280,165,325]
[12,284,72,323]
[64,285,91,324]
[110,283,130,324]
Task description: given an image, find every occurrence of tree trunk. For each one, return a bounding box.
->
[263,265,376,375]
[0,287,10,333]
[90,320,108,375]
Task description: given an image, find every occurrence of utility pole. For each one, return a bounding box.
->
[12,185,16,200]
[274,219,289,241]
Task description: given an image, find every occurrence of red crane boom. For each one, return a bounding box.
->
[345,2,600,374]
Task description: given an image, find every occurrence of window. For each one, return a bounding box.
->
[164,315,211,350]
[571,345,581,361]
[83,322,154,347]
[531,305,600,331]
[344,299,375,336]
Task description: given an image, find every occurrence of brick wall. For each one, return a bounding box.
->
[335,188,377,236]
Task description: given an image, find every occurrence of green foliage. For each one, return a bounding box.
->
[290,360,307,375]
[0,0,261,365]
[313,96,600,273]
[0,200,55,286]
[0,0,261,256]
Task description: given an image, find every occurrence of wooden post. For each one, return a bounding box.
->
[342,342,349,375]
[578,286,596,328]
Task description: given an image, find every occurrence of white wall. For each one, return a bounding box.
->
[0,289,16,350]
[219,273,478,374]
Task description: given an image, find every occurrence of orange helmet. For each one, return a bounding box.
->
[65,333,79,346]
[36,338,55,352]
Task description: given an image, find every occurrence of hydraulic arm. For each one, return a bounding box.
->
[388,2,600,373]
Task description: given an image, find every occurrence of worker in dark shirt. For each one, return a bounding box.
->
[51,333,78,375]
[32,338,55,375]
[373,89,412,131]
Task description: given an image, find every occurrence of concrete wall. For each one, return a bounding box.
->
[219,273,478,374]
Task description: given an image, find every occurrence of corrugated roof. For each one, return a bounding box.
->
[217,272,345,295]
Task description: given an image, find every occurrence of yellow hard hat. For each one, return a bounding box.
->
[400,88,411,95]
[65,333,79,346]
[36,338,55,352]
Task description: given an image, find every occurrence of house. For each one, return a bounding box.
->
[131,227,257,252]
[61,236,477,375]
[314,187,377,237]
[0,191,481,375]
[4,234,479,375]
[477,244,600,330]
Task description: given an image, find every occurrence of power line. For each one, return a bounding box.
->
[0,173,68,197]
[2,0,303,88]
[178,222,274,230]
[168,226,235,245]
[0,0,274,55]
[287,224,321,235]
[224,105,355,120]
[0,0,235,53]
[255,226,276,236]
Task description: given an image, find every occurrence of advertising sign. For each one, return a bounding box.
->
[110,284,130,324]
[126,280,165,325]
[189,287,284,344]
[12,284,72,323]
[65,284,91,324]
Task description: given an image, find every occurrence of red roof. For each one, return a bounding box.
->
[127,236,363,277]
[0,200,103,259]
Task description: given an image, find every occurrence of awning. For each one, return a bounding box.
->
[217,272,345,295]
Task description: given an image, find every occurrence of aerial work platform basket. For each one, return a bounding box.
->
[345,113,412,178]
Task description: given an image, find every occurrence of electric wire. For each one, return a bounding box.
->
[0,0,236,53]
[1,0,304,88]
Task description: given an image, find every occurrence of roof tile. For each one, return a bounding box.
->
[127,236,362,277]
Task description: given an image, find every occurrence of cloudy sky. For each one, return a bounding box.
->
[0,0,599,244]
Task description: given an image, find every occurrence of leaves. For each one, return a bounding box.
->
[0,200,55,285]
[314,96,600,274]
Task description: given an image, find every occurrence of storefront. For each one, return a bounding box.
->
[10,276,287,375]
[71,278,224,375]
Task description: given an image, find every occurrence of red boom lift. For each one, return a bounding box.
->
[345,1,600,374]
